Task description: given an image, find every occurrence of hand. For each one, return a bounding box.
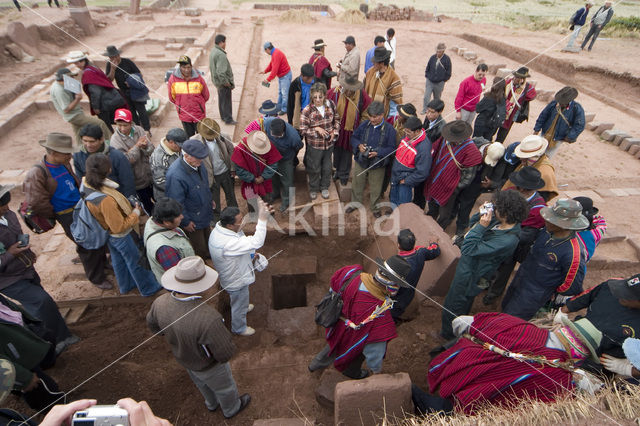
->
[8,241,30,256]
[255,176,264,184]
[40,399,98,426]
[553,309,568,325]
[600,354,634,377]
[262,79,270,85]
[478,210,492,227]
[117,398,171,426]
[455,111,461,120]
[184,222,196,233]
[315,127,329,138]
[224,83,232,88]
[110,57,121,67]
[211,200,216,209]
[358,144,367,153]
[368,151,378,158]
[257,198,272,221]
[258,71,265,75]
[480,177,492,188]
[230,170,236,178]
[94,109,101,114]
[136,136,148,148]
[533,130,540,135]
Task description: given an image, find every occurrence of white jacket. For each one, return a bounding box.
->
[208,219,267,291]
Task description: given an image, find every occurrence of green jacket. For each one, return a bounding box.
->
[209,45,234,89]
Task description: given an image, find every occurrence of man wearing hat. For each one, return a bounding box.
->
[261,42,292,115]
[327,74,372,186]
[286,64,316,131]
[50,67,112,145]
[209,34,237,125]
[566,1,595,50]
[422,42,452,113]
[309,39,337,90]
[424,120,483,228]
[533,86,585,158]
[167,55,210,137]
[193,118,237,220]
[390,116,431,207]
[581,1,614,51]
[308,255,411,379]
[454,63,487,125]
[231,131,282,209]
[495,67,537,143]
[151,128,188,200]
[502,198,589,320]
[23,132,111,290]
[482,166,547,305]
[337,35,360,80]
[363,47,403,119]
[147,256,251,419]
[67,50,127,133]
[244,100,279,138]
[104,45,150,133]
[165,139,215,259]
[502,134,558,201]
[574,196,606,262]
[422,312,602,414]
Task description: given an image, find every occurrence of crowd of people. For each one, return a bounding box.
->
[1,7,638,421]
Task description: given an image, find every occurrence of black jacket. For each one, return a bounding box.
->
[287,76,304,125]
[473,97,506,140]
[424,54,452,84]
[422,116,446,143]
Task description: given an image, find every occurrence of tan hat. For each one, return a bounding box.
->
[514,135,548,158]
[39,133,74,154]
[484,142,505,167]
[0,184,16,202]
[197,118,221,140]
[246,131,271,155]
[161,256,218,294]
[66,50,88,63]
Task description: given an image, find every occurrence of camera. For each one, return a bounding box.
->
[17,234,29,247]
[261,81,270,88]
[72,405,129,425]
[127,195,148,216]
[479,202,494,215]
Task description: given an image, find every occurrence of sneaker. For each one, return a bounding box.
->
[340,179,348,186]
[247,303,254,313]
[310,191,318,200]
[321,189,330,199]
[71,256,82,265]
[279,203,289,213]
[94,280,113,290]
[236,326,255,336]
[224,394,251,419]
[225,119,238,125]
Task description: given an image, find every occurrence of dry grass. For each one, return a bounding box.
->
[335,9,367,25]
[278,9,315,24]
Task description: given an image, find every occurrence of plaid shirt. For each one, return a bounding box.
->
[299,99,340,150]
[156,245,183,271]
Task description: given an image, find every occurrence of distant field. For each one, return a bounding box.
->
[0,0,154,7]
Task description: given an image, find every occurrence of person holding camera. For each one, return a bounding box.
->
[440,190,530,340]
[81,154,161,297]
[347,101,396,217]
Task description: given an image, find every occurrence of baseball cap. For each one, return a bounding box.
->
[177,55,192,65]
[609,274,640,301]
[343,35,356,45]
[114,108,132,123]
[55,68,77,81]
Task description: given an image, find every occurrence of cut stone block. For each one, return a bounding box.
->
[267,306,316,338]
[613,133,631,146]
[620,138,640,152]
[487,63,506,74]
[6,22,40,56]
[594,188,616,198]
[315,368,348,408]
[362,203,460,298]
[457,48,467,56]
[600,129,620,142]
[496,68,512,79]
[594,122,614,135]
[463,51,477,60]
[610,188,628,197]
[334,373,411,426]
[0,169,24,178]
[584,113,595,123]
[183,7,202,16]
[623,187,640,196]
[335,180,351,203]
[635,148,640,159]
[586,122,598,131]
[165,43,184,50]
[450,46,460,54]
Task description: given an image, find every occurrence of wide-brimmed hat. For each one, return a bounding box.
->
[540,198,590,230]
[560,316,602,363]
[338,73,363,91]
[573,196,598,220]
[182,139,209,159]
[484,142,505,167]
[441,120,473,143]
[312,39,327,49]
[623,338,640,370]
[258,100,278,116]
[197,118,220,140]
[0,359,16,405]
[66,50,87,63]
[555,86,579,105]
[608,273,640,301]
[161,256,218,294]
[509,166,545,190]
[38,132,74,154]
[0,184,15,203]
[55,67,77,81]
[102,45,121,57]
[343,35,356,45]
[246,131,271,155]
[513,66,531,78]
[398,103,417,119]
[374,255,412,288]
[514,135,548,158]
[372,46,391,63]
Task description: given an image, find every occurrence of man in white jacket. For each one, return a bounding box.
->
[209,199,270,336]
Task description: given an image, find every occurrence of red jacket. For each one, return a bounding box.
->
[264,48,291,82]
[167,69,210,123]
[454,75,486,113]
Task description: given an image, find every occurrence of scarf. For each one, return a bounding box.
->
[82,177,133,216]
[336,87,361,132]
[360,272,390,301]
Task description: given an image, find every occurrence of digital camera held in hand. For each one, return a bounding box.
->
[261,81,270,88]
[127,195,149,217]
[479,202,494,215]
[17,233,29,247]
[72,405,129,425]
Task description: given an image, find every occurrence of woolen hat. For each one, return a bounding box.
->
[514,135,548,158]
[0,359,16,405]
[372,46,391,63]
[623,338,640,370]
[509,166,545,190]
[166,128,188,145]
[0,184,16,202]
[161,256,218,294]
[114,108,132,123]
[512,66,531,78]
[338,73,363,91]
[555,86,579,105]
[258,100,278,116]
[102,45,121,57]
[182,139,209,159]
[441,120,473,143]
[561,316,602,363]
[197,118,220,140]
[573,196,598,220]
[38,132,74,154]
[343,35,356,45]
[312,39,327,49]
[398,103,417,119]
[55,67,76,81]
[484,142,506,167]
[246,131,271,155]
[403,116,423,132]
[375,255,412,288]
[177,55,192,65]
[608,273,640,301]
[540,198,590,230]
[66,50,87,63]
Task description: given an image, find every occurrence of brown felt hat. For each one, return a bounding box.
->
[555,86,579,105]
[39,132,74,154]
[441,120,472,143]
[513,66,531,78]
[338,73,363,91]
[197,118,221,140]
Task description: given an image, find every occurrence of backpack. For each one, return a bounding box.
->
[514,83,531,124]
[314,269,361,328]
[19,165,56,234]
[70,191,109,250]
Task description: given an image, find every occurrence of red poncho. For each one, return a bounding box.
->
[230,139,282,200]
[325,265,397,372]
[428,312,573,415]
[81,65,121,115]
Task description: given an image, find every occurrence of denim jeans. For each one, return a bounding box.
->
[108,234,162,296]
[566,24,583,48]
[389,182,413,208]
[277,71,293,113]
[187,362,241,417]
[309,341,387,374]
[226,286,250,333]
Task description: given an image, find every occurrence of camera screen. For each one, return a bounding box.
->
[72,420,95,425]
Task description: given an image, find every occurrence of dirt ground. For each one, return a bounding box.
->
[2,2,640,425]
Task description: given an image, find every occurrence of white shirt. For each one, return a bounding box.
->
[384,37,397,63]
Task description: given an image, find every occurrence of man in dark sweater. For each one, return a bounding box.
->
[422,43,451,113]
[147,256,250,419]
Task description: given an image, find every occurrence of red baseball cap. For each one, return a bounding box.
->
[114,108,132,123]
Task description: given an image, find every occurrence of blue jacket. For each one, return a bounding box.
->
[391,132,432,187]
[571,7,590,26]
[165,157,213,230]
[364,47,376,73]
[350,120,396,170]
[263,117,303,161]
[534,100,585,142]
[502,230,586,320]
[73,143,135,197]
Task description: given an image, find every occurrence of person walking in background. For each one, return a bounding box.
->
[261,42,292,115]
[364,36,386,74]
[454,64,487,125]
[384,28,397,69]
[422,43,451,113]
[581,1,614,52]
[566,1,594,49]
[209,34,237,125]
[473,77,506,141]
